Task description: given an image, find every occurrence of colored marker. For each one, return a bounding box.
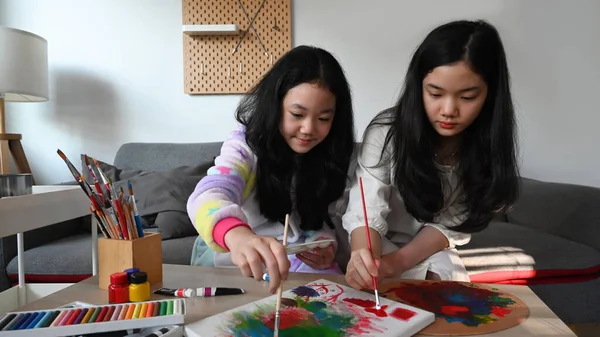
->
[153,302,160,317]
[118,305,128,321]
[59,310,74,326]
[167,301,174,315]
[146,302,155,317]
[111,305,122,321]
[43,311,61,328]
[139,303,148,318]
[16,312,35,330]
[0,314,16,330]
[65,309,81,325]
[262,273,270,282]
[34,312,51,328]
[26,311,45,329]
[50,311,66,327]
[5,313,24,330]
[132,304,142,319]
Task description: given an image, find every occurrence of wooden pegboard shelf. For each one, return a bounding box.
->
[182,0,292,95]
[182,24,240,36]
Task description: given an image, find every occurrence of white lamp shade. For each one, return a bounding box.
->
[0,26,48,102]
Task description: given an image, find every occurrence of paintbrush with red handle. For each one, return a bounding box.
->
[359,176,381,309]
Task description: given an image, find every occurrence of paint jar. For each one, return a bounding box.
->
[108,272,129,304]
[124,267,140,281]
[129,271,151,302]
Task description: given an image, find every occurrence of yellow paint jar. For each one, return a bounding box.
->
[129,271,150,302]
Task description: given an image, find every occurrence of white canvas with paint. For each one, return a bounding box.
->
[185,279,434,337]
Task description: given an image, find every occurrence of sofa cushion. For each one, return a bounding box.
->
[161,235,197,265]
[81,156,212,240]
[459,221,600,283]
[6,232,93,283]
[6,233,198,283]
[507,177,600,251]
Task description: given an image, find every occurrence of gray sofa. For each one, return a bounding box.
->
[1,142,599,325]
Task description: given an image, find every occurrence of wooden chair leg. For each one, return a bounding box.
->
[8,139,35,184]
[0,140,10,174]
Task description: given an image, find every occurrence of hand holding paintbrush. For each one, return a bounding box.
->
[359,177,381,309]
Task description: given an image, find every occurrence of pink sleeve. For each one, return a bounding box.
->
[213,217,251,251]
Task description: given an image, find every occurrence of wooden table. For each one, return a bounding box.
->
[17,264,576,336]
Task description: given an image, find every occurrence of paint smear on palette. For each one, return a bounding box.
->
[185,280,435,337]
[380,281,530,336]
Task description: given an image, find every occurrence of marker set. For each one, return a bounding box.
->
[0,299,185,337]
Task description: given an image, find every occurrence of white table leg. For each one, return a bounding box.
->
[92,215,98,276]
[16,232,26,306]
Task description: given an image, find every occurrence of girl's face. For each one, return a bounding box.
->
[280,82,336,154]
[422,61,488,140]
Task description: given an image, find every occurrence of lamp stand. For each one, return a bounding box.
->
[0,97,34,183]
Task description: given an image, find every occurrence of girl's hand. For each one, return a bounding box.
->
[346,249,396,290]
[295,243,335,270]
[225,227,290,294]
[345,248,380,290]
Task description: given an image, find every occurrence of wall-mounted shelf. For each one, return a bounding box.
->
[182,0,292,94]
[182,24,240,36]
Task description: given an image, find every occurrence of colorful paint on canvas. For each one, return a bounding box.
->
[184,279,435,337]
[380,281,529,336]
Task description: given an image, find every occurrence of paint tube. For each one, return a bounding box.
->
[154,287,196,298]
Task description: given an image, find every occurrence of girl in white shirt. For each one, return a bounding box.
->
[342,19,520,289]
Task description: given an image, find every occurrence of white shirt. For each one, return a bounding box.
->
[341,123,471,255]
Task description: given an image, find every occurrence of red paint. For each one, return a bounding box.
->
[390,307,417,321]
[108,272,129,304]
[491,306,511,317]
[366,305,388,317]
[262,307,314,329]
[441,305,469,316]
[342,298,376,308]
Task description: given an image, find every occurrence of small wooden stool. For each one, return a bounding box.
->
[0,97,35,183]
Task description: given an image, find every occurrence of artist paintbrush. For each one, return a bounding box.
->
[114,188,130,240]
[57,149,107,218]
[359,177,381,309]
[90,205,111,238]
[57,149,94,197]
[128,180,145,238]
[84,154,107,204]
[57,150,126,241]
[92,157,113,200]
[273,213,290,337]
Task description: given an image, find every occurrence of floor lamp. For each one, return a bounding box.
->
[0,26,49,181]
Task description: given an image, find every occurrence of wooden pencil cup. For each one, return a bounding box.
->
[98,232,163,290]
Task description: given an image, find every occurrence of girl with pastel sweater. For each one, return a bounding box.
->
[187,45,355,293]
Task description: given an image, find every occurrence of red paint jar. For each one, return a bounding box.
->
[108,272,129,304]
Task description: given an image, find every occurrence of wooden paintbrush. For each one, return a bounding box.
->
[273,213,290,337]
[359,176,381,309]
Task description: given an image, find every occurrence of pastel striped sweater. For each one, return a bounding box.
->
[186,126,339,268]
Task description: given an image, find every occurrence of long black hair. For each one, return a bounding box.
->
[369,20,519,233]
[236,45,355,230]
